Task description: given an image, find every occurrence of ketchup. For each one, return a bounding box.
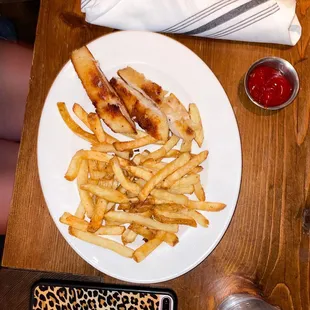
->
[247,65,293,107]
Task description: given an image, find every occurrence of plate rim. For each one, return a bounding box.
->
[37,30,242,283]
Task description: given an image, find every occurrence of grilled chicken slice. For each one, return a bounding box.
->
[71,47,136,134]
[110,77,169,141]
[118,67,167,105]
[118,67,195,141]
[161,93,195,141]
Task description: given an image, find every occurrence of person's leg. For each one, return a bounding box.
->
[0,40,32,141]
[0,41,32,235]
[0,139,19,235]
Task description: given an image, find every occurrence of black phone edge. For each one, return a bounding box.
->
[30,279,178,309]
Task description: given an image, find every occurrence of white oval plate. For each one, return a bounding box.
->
[38,31,242,284]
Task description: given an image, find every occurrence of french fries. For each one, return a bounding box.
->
[187,201,226,211]
[133,231,166,263]
[73,103,91,130]
[88,198,107,233]
[114,135,157,151]
[121,228,138,245]
[60,213,124,235]
[180,140,192,153]
[129,223,156,241]
[141,135,179,163]
[154,208,197,227]
[139,152,191,201]
[91,143,130,160]
[77,160,94,218]
[111,157,140,195]
[104,211,179,233]
[189,103,204,147]
[162,151,208,188]
[87,112,106,142]
[80,184,130,203]
[69,227,133,258]
[58,65,226,263]
[194,180,206,201]
[57,102,98,144]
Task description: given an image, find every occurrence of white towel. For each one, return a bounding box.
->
[81,0,301,45]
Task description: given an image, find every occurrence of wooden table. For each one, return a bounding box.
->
[2,0,310,309]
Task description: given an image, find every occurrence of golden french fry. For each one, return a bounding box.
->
[183,209,209,227]
[88,179,99,185]
[142,161,167,173]
[91,143,130,160]
[122,130,164,145]
[57,102,98,144]
[129,203,153,213]
[187,201,226,211]
[72,103,91,129]
[139,152,191,201]
[88,159,98,178]
[80,184,129,203]
[105,211,178,233]
[191,166,203,174]
[97,161,107,171]
[111,157,140,195]
[138,210,153,218]
[98,178,118,188]
[141,135,179,163]
[154,208,197,227]
[189,103,204,147]
[88,171,106,180]
[79,191,95,219]
[77,159,94,218]
[125,166,153,181]
[169,185,194,195]
[194,180,206,201]
[65,150,85,181]
[132,150,150,165]
[121,228,138,245]
[84,150,130,167]
[151,189,189,205]
[87,112,106,142]
[60,213,124,235]
[129,223,156,241]
[164,149,181,158]
[163,151,208,188]
[133,231,166,262]
[96,225,125,235]
[69,227,133,258]
[153,203,185,212]
[180,140,192,153]
[113,135,157,151]
[118,203,131,211]
[77,159,88,187]
[75,202,85,219]
[105,220,123,226]
[170,174,200,188]
[129,211,179,246]
[164,233,179,247]
[87,198,107,233]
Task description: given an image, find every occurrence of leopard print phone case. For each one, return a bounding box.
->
[31,281,177,310]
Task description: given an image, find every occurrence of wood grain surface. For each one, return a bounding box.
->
[2,0,310,309]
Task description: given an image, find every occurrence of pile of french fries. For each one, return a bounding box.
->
[57,100,226,263]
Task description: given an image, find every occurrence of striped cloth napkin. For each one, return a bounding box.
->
[81,0,301,45]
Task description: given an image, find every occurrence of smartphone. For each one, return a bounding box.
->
[31,280,177,310]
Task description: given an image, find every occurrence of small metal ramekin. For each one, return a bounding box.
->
[244,57,299,110]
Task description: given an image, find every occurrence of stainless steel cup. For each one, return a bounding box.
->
[244,57,299,110]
